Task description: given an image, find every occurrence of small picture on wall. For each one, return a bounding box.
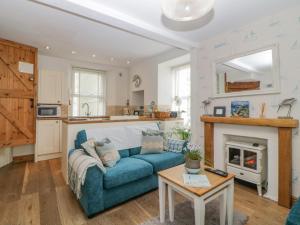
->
[231,101,249,118]
[213,106,226,117]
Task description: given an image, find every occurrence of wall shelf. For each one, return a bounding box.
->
[200,116,298,128]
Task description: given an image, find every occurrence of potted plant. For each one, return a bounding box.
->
[184,143,202,174]
[173,127,191,141]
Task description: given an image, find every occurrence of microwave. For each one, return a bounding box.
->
[37,104,61,118]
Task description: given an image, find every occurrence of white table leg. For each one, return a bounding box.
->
[257,184,262,196]
[159,177,166,223]
[227,180,234,225]
[220,190,227,225]
[168,185,175,222]
[194,198,205,225]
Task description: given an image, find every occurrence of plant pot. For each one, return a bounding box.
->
[185,157,201,174]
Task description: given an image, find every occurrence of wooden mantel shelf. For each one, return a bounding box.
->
[200,116,299,128]
[200,115,299,209]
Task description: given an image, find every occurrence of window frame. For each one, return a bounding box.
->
[71,67,107,117]
[171,64,191,126]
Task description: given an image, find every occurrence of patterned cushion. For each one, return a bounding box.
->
[166,139,187,153]
[140,130,164,154]
[95,138,120,167]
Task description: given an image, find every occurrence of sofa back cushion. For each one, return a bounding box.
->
[129,147,142,156]
[119,149,130,158]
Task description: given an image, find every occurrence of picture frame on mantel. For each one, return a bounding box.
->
[213,106,226,117]
[231,101,249,118]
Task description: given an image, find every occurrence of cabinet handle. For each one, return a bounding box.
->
[57,100,60,103]
[56,120,59,124]
[240,172,244,175]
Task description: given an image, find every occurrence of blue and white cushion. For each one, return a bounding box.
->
[166,139,187,153]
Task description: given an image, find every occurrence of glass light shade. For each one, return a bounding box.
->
[161,0,215,21]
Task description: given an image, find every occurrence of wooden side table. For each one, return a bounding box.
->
[158,165,235,225]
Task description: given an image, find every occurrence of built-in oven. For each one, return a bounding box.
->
[37,104,61,118]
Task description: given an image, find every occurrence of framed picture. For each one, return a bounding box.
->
[170,111,178,118]
[213,106,226,117]
[231,101,249,118]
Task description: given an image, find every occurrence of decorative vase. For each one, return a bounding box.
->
[185,157,201,174]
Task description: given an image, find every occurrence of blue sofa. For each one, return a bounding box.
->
[286,198,300,225]
[72,130,185,217]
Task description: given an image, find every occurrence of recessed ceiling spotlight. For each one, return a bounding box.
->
[45,45,51,50]
[126,60,131,65]
[92,54,96,58]
[71,51,77,55]
[110,57,115,62]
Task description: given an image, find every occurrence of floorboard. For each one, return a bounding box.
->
[0,159,289,225]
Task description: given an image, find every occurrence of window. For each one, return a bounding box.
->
[172,64,191,126]
[72,67,106,116]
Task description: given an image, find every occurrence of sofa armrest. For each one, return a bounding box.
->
[79,165,105,217]
[286,198,300,225]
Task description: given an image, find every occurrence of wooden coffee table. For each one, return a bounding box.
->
[158,165,235,225]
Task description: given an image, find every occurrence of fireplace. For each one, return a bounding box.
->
[201,116,299,208]
[226,141,267,196]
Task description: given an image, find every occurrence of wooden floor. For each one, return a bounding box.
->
[0,159,289,225]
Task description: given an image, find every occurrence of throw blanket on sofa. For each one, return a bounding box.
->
[68,149,106,199]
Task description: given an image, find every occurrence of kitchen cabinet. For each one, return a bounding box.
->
[38,70,62,104]
[35,119,62,161]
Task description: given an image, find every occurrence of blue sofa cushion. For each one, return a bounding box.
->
[103,157,153,189]
[129,147,142,156]
[118,149,130,158]
[286,198,300,225]
[131,151,185,172]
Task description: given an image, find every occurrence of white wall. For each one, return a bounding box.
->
[38,55,129,107]
[129,49,187,106]
[191,6,300,197]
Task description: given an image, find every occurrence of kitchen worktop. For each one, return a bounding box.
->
[62,116,183,124]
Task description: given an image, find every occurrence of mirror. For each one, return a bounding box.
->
[214,45,280,97]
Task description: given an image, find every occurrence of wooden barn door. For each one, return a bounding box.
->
[0,38,37,148]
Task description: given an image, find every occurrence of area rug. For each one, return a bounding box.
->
[141,199,248,225]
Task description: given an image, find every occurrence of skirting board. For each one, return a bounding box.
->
[35,152,62,162]
[13,154,34,163]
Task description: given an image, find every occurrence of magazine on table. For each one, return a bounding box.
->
[183,173,211,188]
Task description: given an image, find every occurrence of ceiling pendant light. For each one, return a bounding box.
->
[161,0,215,21]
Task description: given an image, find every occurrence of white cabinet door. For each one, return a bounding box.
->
[36,120,61,156]
[38,70,62,104]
